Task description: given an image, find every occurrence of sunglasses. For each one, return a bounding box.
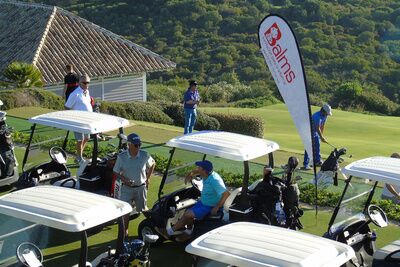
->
[130,143,141,148]
[81,82,90,84]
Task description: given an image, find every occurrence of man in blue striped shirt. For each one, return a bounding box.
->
[183,80,200,134]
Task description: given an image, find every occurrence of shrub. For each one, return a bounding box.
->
[2,62,44,88]
[207,112,264,138]
[299,184,341,207]
[0,88,64,110]
[160,103,220,131]
[99,101,174,125]
[147,83,185,103]
[234,96,280,108]
[359,91,398,115]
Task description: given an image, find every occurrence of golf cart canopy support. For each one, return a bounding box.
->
[186,222,355,267]
[166,131,279,161]
[342,156,400,186]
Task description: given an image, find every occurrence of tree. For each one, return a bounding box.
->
[3,62,44,88]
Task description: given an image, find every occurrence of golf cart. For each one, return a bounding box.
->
[0,186,158,267]
[17,110,129,197]
[324,156,400,267]
[0,102,18,188]
[185,222,356,267]
[138,131,303,244]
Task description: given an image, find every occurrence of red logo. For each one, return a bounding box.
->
[264,23,282,46]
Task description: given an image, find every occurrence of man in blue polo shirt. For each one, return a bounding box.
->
[167,160,230,236]
[183,80,200,134]
[303,104,332,170]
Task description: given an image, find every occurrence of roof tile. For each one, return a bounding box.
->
[0,1,176,84]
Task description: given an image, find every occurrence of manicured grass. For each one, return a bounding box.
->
[202,104,400,160]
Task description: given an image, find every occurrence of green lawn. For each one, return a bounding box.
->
[202,104,400,160]
[1,106,400,267]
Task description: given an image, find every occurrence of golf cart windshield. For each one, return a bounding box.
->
[159,131,279,198]
[329,156,400,232]
[329,177,375,232]
[159,148,271,198]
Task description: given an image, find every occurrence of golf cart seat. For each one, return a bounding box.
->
[373,240,400,266]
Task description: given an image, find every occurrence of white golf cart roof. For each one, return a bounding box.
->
[29,110,130,134]
[0,186,132,232]
[166,131,279,161]
[186,222,355,267]
[342,156,400,186]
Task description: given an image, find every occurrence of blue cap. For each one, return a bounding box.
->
[127,133,141,145]
[195,160,213,174]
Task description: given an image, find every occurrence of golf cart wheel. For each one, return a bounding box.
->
[138,219,164,246]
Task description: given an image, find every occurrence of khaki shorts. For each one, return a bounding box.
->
[120,184,147,213]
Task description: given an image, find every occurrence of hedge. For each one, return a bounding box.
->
[99,101,174,125]
[160,102,220,131]
[207,112,264,138]
[233,96,280,108]
[0,88,64,110]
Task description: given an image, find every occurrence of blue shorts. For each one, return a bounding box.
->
[190,201,213,219]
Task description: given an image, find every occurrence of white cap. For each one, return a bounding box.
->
[322,103,332,116]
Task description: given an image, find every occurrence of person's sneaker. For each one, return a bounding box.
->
[314,162,323,167]
[302,165,312,170]
[183,226,193,235]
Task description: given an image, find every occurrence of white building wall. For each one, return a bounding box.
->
[45,73,146,102]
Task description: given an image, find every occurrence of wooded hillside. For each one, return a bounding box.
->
[31,0,400,114]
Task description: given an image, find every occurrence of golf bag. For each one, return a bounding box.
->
[281,156,303,230]
[249,175,286,226]
[249,157,303,230]
[0,121,15,179]
[312,147,347,187]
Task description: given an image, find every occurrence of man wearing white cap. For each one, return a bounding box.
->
[303,103,332,170]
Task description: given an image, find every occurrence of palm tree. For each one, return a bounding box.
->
[2,62,44,88]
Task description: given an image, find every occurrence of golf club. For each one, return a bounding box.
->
[325,141,336,149]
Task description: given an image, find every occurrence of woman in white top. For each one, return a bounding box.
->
[381,152,400,204]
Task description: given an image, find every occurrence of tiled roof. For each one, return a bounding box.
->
[0,1,176,84]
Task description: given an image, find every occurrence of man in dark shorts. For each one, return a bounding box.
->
[63,64,79,102]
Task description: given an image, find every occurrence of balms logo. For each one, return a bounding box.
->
[264,22,296,83]
[264,23,281,46]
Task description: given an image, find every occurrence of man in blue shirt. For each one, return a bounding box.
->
[303,104,332,170]
[167,160,230,236]
[183,80,200,134]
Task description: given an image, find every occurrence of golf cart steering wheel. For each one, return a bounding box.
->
[16,242,43,267]
[191,176,203,192]
[49,146,67,164]
[368,204,388,228]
